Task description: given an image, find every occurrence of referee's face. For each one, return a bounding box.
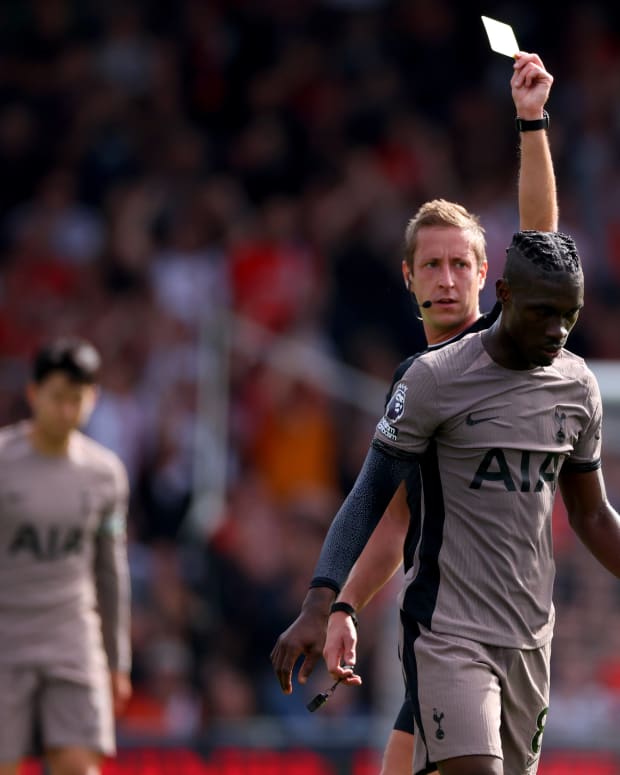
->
[410,226,488,345]
[27,372,98,443]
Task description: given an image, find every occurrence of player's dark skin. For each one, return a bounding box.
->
[435,261,620,775]
[273,260,620,775]
[273,47,559,696]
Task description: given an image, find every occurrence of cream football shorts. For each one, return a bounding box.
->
[401,619,550,775]
[0,665,115,761]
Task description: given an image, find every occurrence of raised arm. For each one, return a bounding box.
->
[323,53,560,675]
[332,50,559,624]
[270,51,560,698]
[513,52,557,231]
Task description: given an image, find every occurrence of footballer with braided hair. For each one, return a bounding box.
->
[305,227,620,775]
[273,50,560,775]
[506,230,582,276]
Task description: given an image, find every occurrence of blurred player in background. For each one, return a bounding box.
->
[272,51,556,774]
[0,338,131,775]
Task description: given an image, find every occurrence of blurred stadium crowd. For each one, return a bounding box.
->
[2,0,620,749]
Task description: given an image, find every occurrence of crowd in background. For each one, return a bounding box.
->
[2,0,620,748]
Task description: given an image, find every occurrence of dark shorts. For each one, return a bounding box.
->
[393,694,415,735]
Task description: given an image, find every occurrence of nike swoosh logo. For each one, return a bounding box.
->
[466,413,499,426]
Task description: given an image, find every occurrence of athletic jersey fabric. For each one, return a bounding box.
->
[310,306,504,591]
[374,332,602,648]
[387,304,502,572]
[0,422,131,681]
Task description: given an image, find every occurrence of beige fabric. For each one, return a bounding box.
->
[374,332,602,648]
[0,666,115,760]
[408,624,550,775]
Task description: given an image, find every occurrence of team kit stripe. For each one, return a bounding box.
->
[403,441,445,628]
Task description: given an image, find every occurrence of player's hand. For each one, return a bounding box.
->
[271,591,334,693]
[323,612,362,687]
[511,51,553,120]
[111,670,132,715]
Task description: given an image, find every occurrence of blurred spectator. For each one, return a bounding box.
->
[6,166,105,263]
[1,0,620,749]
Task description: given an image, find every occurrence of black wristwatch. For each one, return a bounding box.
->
[329,601,359,630]
[516,110,550,132]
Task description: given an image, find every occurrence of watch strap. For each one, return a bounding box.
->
[516,110,550,132]
[329,601,359,629]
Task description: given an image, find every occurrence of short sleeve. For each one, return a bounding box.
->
[564,370,602,471]
[373,357,440,457]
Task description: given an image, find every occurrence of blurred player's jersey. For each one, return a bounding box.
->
[374,332,602,649]
[0,422,129,681]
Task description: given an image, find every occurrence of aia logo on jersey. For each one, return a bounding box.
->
[8,523,84,560]
[470,449,561,492]
[386,383,407,423]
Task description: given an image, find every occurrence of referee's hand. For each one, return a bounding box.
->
[324,612,363,687]
[512,51,553,120]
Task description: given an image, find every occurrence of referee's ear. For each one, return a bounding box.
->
[401,259,413,292]
[478,259,489,291]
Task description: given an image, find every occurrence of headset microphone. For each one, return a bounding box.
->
[421,300,432,308]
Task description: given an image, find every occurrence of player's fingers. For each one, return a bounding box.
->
[270,640,298,693]
[298,652,321,684]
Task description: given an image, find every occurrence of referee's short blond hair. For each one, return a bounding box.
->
[404,199,487,272]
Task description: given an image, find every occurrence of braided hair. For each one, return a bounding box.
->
[504,231,582,285]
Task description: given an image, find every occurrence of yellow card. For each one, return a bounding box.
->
[481,16,519,58]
